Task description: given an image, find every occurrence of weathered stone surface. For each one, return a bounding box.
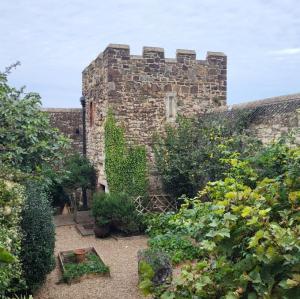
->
[42,108,83,153]
[214,93,300,144]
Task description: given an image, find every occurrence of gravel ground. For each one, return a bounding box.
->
[35,225,148,299]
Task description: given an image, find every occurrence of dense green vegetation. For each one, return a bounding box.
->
[145,136,300,298]
[49,153,96,210]
[0,65,77,297]
[21,182,55,291]
[0,64,69,182]
[154,113,259,199]
[92,192,144,235]
[0,180,26,294]
[105,110,148,197]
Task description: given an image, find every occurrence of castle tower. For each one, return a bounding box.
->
[82,44,227,191]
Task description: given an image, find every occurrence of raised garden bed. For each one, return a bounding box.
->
[58,247,110,284]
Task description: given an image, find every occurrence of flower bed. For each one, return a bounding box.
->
[58,247,109,284]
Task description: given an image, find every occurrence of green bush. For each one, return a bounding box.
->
[147,140,300,298]
[92,192,144,235]
[0,64,69,182]
[0,180,25,296]
[148,233,199,265]
[154,114,260,200]
[20,181,55,291]
[61,153,96,191]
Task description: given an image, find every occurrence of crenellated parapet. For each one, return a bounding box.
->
[83,44,226,73]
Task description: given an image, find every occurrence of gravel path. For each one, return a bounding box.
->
[35,225,148,299]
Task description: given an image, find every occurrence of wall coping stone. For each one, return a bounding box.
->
[106,43,130,50]
[42,108,82,112]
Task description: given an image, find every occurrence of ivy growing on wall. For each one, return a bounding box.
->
[104,110,148,197]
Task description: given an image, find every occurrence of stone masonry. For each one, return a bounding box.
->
[42,108,83,153]
[82,44,227,191]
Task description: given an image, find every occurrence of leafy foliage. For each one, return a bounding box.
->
[92,192,144,235]
[0,180,25,295]
[0,246,15,263]
[104,110,148,197]
[62,253,109,284]
[153,114,260,199]
[21,181,55,291]
[146,138,300,298]
[0,65,70,183]
[148,233,200,265]
[60,153,96,191]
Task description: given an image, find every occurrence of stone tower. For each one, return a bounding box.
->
[82,44,227,191]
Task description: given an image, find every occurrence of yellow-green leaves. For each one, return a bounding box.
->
[241,206,252,218]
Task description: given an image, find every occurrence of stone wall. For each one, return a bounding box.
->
[42,108,83,153]
[82,44,227,190]
[213,94,300,144]
[231,94,300,144]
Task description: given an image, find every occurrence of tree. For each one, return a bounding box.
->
[153,113,260,199]
[60,153,96,208]
[0,64,70,182]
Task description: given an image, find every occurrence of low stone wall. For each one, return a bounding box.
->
[230,94,300,144]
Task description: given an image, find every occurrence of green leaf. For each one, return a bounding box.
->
[161,291,176,299]
[0,247,15,263]
[241,206,252,218]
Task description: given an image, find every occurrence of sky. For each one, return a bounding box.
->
[1,0,300,108]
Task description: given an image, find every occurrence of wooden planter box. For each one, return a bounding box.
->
[58,247,110,284]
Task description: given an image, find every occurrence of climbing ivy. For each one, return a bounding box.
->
[104,110,148,197]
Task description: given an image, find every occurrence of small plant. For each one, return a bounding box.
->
[148,233,199,264]
[62,253,109,283]
[92,192,144,235]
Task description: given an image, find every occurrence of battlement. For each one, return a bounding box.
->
[83,44,226,74]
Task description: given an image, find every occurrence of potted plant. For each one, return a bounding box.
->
[74,248,86,263]
[92,192,111,238]
[94,216,110,238]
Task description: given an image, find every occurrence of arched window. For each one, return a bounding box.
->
[89,101,94,127]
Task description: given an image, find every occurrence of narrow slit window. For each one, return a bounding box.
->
[89,101,94,127]
[166,93,177,121]
[169,96,174,118]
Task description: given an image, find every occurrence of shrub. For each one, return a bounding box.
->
[20,181,55,291]
[154,114,260,200]
[0,64,69,181]
[61,153,96,191]
[148,233,199,265]
[92,192,144,235]
[0,180,25,296]
[150,140,300,298]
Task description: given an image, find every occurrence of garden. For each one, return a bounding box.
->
[0,65,97,298]
[1,63,300,299]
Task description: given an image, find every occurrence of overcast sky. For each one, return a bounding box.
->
[1,0,300,107]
